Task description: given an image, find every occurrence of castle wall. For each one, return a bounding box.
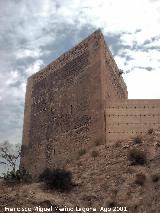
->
[21,30,160,179]
[101,37,128,104]
[106,100,160,142]
[20,31,108,178]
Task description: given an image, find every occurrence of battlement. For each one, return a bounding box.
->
[106,100,160,142]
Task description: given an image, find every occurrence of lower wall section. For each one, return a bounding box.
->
[106,100,160,142]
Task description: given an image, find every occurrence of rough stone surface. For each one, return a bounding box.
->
[20,30,160,178]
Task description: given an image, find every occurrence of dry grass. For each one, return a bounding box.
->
[135,173,146,186]
[1,131,160,212]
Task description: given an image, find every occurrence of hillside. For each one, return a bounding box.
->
[0,130,160,213]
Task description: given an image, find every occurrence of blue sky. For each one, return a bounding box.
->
[0,0,160,145]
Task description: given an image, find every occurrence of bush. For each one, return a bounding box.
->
[133,136,142,144]
[91,150,99,159]
[128,148,147,165]
[104,198,116,208]
[78,149,86,156]
[135,173,146,186]
[151,174,160,183]
[39,168,73,192]
[108,201,116,208]
[95,139,103,146]
[148,128,154,135]
[114,140,122,147]
[3,168,32,183]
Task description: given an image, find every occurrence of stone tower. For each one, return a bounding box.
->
[21,30,160,179]
[20,30,128,178]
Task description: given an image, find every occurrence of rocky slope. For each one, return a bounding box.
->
[0,130,160,213]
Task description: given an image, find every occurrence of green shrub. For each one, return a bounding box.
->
[104,198,116,208]
[148,128,154,135]
[151,173,160,183]
[128,148,147,165]
[114,140,122,147]
[79,149,86,156]
[91,150,99,159]
[135,173,146,186]
[3,168,32,183]
[39,168,73,192]
[133,136,142,144]
[108,201,116,208]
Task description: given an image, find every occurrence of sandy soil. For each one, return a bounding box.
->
[0,130,160,213]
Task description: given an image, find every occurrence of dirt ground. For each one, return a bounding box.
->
[0,130,160,213]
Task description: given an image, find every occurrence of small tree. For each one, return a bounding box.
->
[128,148,147,165]
[0,141,21,172]
[133,136,142,144]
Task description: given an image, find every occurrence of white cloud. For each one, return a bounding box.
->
[15,48,42,59]
[115,48,160,70]
[65,0,160,34]
[123,69,160,99]
[0,70,21,100]
[6,70,19,86]
[25,59,44,76]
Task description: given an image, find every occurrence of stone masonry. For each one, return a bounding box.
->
[20,30,160,178]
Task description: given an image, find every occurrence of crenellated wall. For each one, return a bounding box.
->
[106,100,160,142]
